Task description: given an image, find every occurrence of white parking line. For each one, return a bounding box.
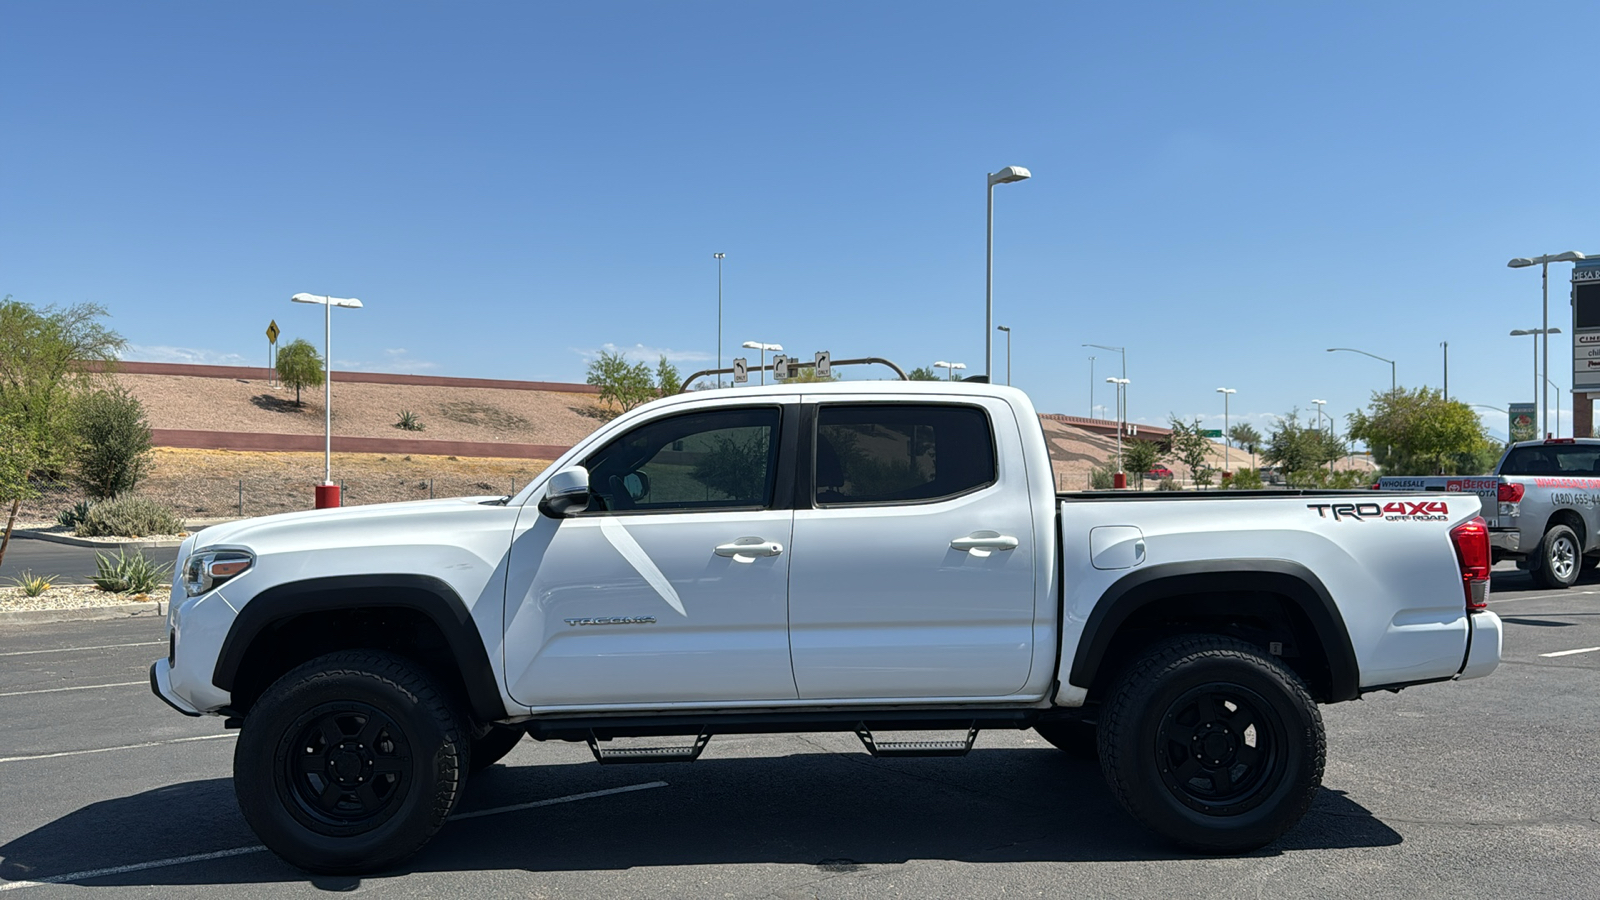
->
[0,681,144,698]
[0,781,670,891]
[0,732,236,764]
[0,642,164,658]
[1539,646,1600,658]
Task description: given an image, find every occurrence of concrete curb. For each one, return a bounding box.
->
[10,531,186,550]
[0,602,166,626]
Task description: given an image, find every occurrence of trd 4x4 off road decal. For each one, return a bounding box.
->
[1308,501,1449,522]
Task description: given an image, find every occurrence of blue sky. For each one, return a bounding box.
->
[5,1,1596,441]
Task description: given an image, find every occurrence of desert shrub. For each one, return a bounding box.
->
[1156,477,1182,491]
[71,387,153,499]
[6,570,56,596]
[395,410,425,431]
[56,500,92,528]
[1224,468,1266,490]
[1328,469,1375,489]
[1088,464,1116,490]
[92,548,172,594]
[76,496,184,538]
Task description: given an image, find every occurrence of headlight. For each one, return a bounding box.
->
[183,549,254,597]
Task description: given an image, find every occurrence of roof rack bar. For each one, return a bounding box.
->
[679,357,908,392]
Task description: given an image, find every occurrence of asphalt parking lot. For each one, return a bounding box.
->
[0,561,1597,898]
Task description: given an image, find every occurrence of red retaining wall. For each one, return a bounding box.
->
[101,361,600,394]
[152,429,572,460]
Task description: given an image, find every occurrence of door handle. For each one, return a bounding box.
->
[951,531,1019,552]
[714,538,784,559]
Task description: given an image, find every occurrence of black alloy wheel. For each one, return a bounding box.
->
[1153,683,1284,816]
[284,702,413,829]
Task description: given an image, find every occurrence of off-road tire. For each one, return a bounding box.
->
[1034,719,1099,760]
[1098,635,1324,853]
[234,650,468,875]
[469,726,525,773]
[1534,524,1581,589]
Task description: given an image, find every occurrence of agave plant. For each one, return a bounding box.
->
[93,549,173,595]
[6,571,57,597]
[395,410,425,431]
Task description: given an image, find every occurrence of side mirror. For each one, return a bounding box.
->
[538,466,591,518]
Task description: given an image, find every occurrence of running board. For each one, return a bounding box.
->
[855,723,979,758]
[586,730,711,764]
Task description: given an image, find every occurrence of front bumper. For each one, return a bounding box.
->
[149,660,201,716]
[1459,611,1503,680]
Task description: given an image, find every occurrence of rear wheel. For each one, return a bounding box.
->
[1099,635,1324,853]
[1534,524,1581,589]
[234,651,467,874]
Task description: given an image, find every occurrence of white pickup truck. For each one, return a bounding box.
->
[150,382,1502,874]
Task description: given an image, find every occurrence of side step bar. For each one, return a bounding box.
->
[855,723,979,758]
[587,730,711,764]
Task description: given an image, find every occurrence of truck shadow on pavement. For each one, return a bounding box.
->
[0,748,1401,888]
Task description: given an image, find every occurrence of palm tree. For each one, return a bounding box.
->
[1230,423,1262,468]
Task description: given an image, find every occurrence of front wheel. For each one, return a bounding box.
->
[1534,524,1581,589]
[234,651,468,875]
[1098,635,1324,853]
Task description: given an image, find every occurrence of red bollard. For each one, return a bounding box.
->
[315,483,341,509]
[1113,472,1127,489]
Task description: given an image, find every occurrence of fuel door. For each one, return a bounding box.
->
[1090,525,1146,570]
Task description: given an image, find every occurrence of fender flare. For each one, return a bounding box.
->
[1067,560,1360,702]
[211,574,506,721]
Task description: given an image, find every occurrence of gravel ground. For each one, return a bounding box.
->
[116,372,612,445]
[0,583,160,613]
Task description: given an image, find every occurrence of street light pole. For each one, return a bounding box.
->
[291,292,363,507]
[985,166,1030,382]
[1441,341,1448,402]
[1326,347,1396,393]
[742,340,782,385]
[935,360,967,382]
[1217,388,1236,473]
[996,325,1012,385]
[1313,399,1330,473]
[1107,377,1130,486]
[1510,252,1585,437]
[1084,343,1127,422]
[1087,356,1096,418]
[1511,328,1562,436]
[714,253,725,388]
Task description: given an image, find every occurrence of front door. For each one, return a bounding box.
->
[787,398,1038,699]
[504,403,797,708]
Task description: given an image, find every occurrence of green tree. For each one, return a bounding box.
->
[1120,439,1160,489]
[275,338,324,407]
[907,366,940,381]
[1346,387,1493,476]
[655,355,682,397]
[0,299,124,564]
[1262,409,1325,487]
[1167,416,1214,488]
[1229,423,1262,466]
[586,350,655,412]
[71,387,154,499]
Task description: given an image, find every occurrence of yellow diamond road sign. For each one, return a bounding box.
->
[266,320,280,343]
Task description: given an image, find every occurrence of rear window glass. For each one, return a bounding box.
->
[1499,444,1600,477]
[814,404,996,505]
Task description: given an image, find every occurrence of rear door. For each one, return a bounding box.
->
[786,396,1038,699]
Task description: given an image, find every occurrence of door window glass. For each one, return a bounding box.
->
[583,407,781,512]
[815,404,995,506]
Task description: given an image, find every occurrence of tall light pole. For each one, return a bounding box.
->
[935,360,967,381]
[741,340,782,385]
[1313,399,1329,473]
[1326,347,1395,393]
[1084,343,1126,422]
[986,166,1031,382]
[714,253,726,387]
[1548,376,1563,437]
[1217,388,1236,473]
[1510,252,1585,438]
[996,325,1012,386]
[290,292,363,508]
[1087,356,1096,418]
[1440,341,1448,402]
[1511,328,1561,436]
[1107,376,1130,486]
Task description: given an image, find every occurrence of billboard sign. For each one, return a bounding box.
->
[1574,259,1600,390]
[1509,402,1537,442]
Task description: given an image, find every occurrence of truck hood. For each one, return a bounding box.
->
[192,495,513,552]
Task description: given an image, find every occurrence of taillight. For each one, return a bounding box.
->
[1497,483,1524,503]
[1450,516,1491,612]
